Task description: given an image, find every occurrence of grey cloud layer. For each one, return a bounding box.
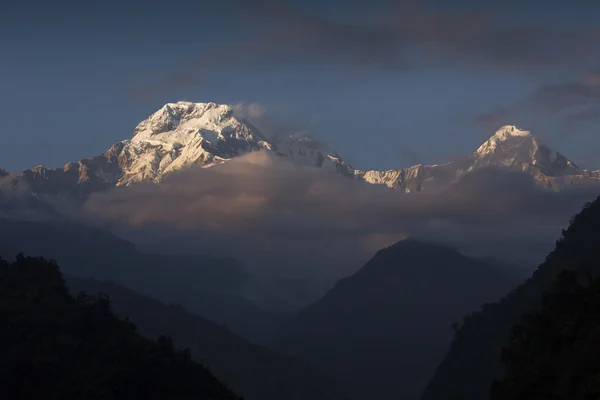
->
[82,152,599,274]
[475,69,600,137]
[122,0,600,97]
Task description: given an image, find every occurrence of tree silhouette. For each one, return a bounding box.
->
[491,268,600,400]
[0,255,241,400]
[422,196,600,400]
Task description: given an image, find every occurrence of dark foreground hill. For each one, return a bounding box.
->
[0,217,279,343]
[0,255,240,400]
[422,196,600,400]
[274,238,525,400]
[491,268,600,400]
[66,276,351,400]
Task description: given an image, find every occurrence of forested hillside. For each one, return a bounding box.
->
[0,255,240,400]
[422,196,600,400]
[491,269,600,400]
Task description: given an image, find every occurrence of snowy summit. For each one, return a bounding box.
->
[475,125,532,155]
[10,102,600,198]
[471,125,582,177]
[16,101,353,196]
[350,124,595,191]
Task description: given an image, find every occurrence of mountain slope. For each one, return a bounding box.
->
[8,106,600,200]
[491,269,600,400]
[66,276,351,400]
[0,255,240,400]
[0,217,282,344]
[17,102,352,198]
[421,195,600,400]
[352,125,600,191]
[470,125,581,175]
[273,238,526,400]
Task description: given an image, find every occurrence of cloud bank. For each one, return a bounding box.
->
[135,0,599,88]
[81,151,600,277]
[475,68,600,141]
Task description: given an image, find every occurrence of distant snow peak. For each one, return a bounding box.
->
[475,125,532,155]
[351,124,596,192]
[468,124,587,178]
[132,101,235,143]
[12,107,600,201]
[31,100,347,191]
[494,125,531,138]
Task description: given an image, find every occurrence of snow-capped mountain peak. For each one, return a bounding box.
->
[131,101,270,151]
[134,102,234,140]
[118,101,351,185]
[472,125,581,176]
[10,104,600,200]
[350,124,597,192]
[475,125,531,155]
[16,101,351,196]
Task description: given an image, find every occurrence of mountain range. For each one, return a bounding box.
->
[3,100,600,400]
[0,255,242,400]
[0,217,285,344]
[65,275,350,400]
[272,239,525,400]
[4,101,599,199]
[421,195,600,400]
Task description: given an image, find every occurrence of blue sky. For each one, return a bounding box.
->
[1,0,599,171]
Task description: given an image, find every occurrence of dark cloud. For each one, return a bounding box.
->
[230,102,338,157]
[0,177,67,221]
[475,69,600,137]
[530,69,600,113]
[122,0,600,96]
[81,152,599,277]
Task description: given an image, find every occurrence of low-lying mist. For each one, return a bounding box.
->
[80,151,599,280]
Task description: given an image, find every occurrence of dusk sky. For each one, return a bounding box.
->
[2,0,599,172]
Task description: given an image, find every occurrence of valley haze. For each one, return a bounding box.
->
[0,103,596,282]
[2,1,600,399]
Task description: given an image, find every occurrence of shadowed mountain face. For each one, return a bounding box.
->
[273,238,526,400]
[66,276,350,400]
[0,255,240,400]
[0,218,282,344]
[421,195,600,400]
[490,268,600,400]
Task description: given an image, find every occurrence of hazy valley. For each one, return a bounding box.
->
[2,98,600,399]
[3,2,600,397]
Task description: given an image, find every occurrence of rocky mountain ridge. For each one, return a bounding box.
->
[273,238,526,400]
[5,102,600,198]
[13,102,353,198]
[352,125,600,191]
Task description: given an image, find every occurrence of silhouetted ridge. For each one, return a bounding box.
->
[274,239,525,400]
[0,217,278,343]
[356,238,463,276]
[490,268,600,399]
[66,276,351,400]
[0,255,240,400]
[422,195,600,400]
